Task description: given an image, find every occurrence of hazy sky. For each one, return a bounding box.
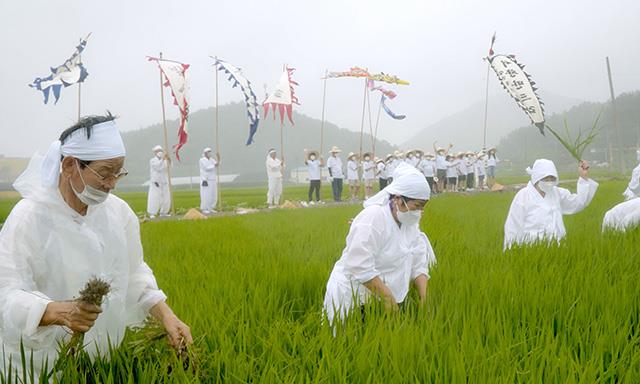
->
[1,0,639,157]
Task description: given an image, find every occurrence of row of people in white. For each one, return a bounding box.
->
[147,146,219,217]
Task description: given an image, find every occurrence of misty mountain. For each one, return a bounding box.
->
[120,102,396,185]
[401,91,582,152]
[497,91,640,173]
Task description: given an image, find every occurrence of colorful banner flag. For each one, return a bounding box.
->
[263,66,299,125]
[380,95,406,120]
[29,37,89,104]
[368,79,397,99]
[369,72,410,86]
[488,54,545,132]
[213,58,260,145]
[326,67,371,79]
[147,57,191,160]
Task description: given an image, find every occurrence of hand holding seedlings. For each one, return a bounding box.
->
[41,301,102,333]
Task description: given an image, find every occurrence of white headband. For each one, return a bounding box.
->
[41,120,126,187]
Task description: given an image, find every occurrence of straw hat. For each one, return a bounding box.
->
[375,157,384,164]
[362,152,373,160]
[436,147,445,153]
[385,153,395,162]
[347,152,358,160]
[466,150,475,156]
[488,147,497,153]
[413,149,424,156]
[405,149,415,157]
[393,150,404,158]
[306,150,319,161]
[456,151,465,158]
[152,145,163,152]
[329,146,341,153]
[425,152,434,158]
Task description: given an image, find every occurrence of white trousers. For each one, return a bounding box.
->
[147,182,171,215]
[267,176,283,205]
[200,179,218,211]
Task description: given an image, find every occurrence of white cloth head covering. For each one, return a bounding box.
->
[152,145,163,152]
[526,158,558,185]
[364,162,430,208]
[40,120,126,188]
[268,148,276,155]
[203,147,212,155]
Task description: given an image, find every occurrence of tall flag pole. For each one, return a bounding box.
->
[157,52,174,216]
[29,33,91,114]
[483,32,496,148]
[214,56,221,211]
[320,69,328,158]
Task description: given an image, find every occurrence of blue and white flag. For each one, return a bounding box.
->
[212,57,260,145]
[29,37,89,104]
[381,95,406,120]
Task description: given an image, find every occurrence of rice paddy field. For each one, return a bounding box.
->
[1,178,640,382]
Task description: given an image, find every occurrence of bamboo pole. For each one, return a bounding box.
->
[482,60,491,149]
[372,95,383,158]
[606,57,626,173]
[158,52,175,216]
[214,56,221,211]
[366,86,375,156]
[320,69,328,157]
[358,78,367,164]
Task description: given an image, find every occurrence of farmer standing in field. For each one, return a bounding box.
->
[304,148,323,204]
[0,114,192,379]
[266,148,284,208]
[147,144,171,218]
[503,158,598,249]
[323,162,436,325]
[326,146,344,202]
[602,149,640,231]
[199,147,220,214]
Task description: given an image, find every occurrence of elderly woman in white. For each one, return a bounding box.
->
[323,163,436,325]
[503,159,598,250]
[0,114,191,378]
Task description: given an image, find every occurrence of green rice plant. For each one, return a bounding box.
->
[544,114,600,161]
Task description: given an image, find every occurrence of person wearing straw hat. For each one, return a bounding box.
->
[503,159,598,250]
[387,150,404,182]
[433,141,453,193]
[445,154,458,192]
[376,157,388,190]
[0,114,192,379]
[476,151,487,190]
[420,153,437,193]
[147,144,171,219]
[486,147,499,188]
[326,146,344,202]
[455,152,467,192]
[323,162,436,325]
[304,149,323,204]
[411,149,424,169]
[266,148,284,208]
[199,147,220,214]
[465,151,476,191]
[346,152,360,201]
[404,150,416,167]
[361,152,375,199]
[384,153,396,184]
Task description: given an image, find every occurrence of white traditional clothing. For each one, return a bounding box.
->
[323,163,435,324]
[147,155,171,216]
[266,155,283,206]
[602,198,640,232]
[1,128,166,379]
[199,154,218,212]
[623,159,640,200]
[503,159,598,249]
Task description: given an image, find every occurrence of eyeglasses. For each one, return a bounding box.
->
[81,161,128,182]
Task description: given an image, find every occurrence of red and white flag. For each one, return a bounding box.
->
[148,57,190,160]
[263,66,299,125]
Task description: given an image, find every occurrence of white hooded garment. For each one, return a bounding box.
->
[266,154,283,205]
[323,163,436,324]
[0,128,166,377]
[503,159,598,250]
[199,153,218,212]
[147,154,171,216]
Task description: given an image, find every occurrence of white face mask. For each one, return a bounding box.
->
[71,160,110,206]
[364,157,370,161]
[156,151,164,159]
[537,180,557,194]
[309,155,316,161]
[395,199,422,226]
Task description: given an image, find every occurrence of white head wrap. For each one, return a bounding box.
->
[203,147,212,155]
[526,158,558,185]
[152,145,163,152]
[40,120,126,188]
[364,162,430,207]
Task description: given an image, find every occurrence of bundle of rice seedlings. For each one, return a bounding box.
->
[64,277,111,357]
[544,114,600,162]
